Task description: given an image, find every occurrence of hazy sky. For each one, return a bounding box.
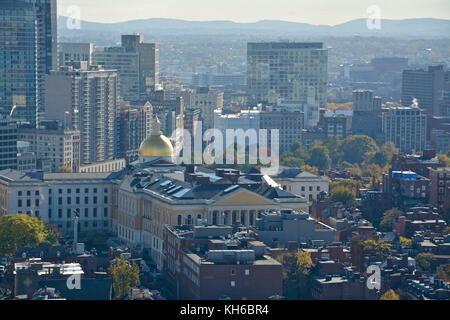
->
[58,0,450,25]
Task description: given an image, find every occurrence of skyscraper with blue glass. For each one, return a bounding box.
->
[0,0,57,126]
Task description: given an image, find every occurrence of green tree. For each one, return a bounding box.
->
[379,209,402,232]
[0,214,58,257]
[435,264,450,282]
[370,151,389,167]
[280,251,314,300]
[323,137,343,165]
[109,256,140,299]
[307,146,331,171]
[280,155,305,168]
[415,253,434,271]
[379,289,400,300]
[371,142,398,166]
[330,185,356,207]
[341,135,379,164]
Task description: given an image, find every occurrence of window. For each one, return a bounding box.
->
[27,191,31,196]
[58,189,63,194]
[76,197,80,205]
[231,281,236,287]
[67,189,72,194]
[93,188,98,194]
[76,188,80,194]
[93,196,97,204]
[67,197,71,205]
[35,199,39,207]
[104,208,108,217]
[104,196,108,204]
[84,197,89,205]
[245,269,250,276]
[67,209,71,218]
[26,199,31,207]
[58,209,62,218]
[18,191,22,196]
[93,208,97,217]
[231,269,236,276]
[58,197,62,205]
[84,188,89,194]
[48,209,52,219]
[18,199,22,207]
[84,208,89,218]
[35,191,39,196]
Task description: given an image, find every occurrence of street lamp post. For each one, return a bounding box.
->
[73,209,80,252]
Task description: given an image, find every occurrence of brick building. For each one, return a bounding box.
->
[163,225,282,300]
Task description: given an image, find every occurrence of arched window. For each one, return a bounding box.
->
[177,215,182,226]
[187,215,192,225]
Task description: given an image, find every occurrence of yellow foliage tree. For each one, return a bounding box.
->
[379,289,400,300]
[0,214,58,257]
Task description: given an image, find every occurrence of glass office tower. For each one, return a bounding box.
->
[0,0,57,126]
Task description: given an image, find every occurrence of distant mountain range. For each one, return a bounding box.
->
[58,17,450,38]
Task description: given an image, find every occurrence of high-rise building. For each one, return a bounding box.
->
[118,101,154,161]
[190,87,224,130]
[44,64,119,164]
[213,105,304,155]
[324,110,353,139]
[0,0,58,126]
[18,124,81,173]
[59,42,94,66]
[352,90,382,139]
[92,35,160,101]
[260,106,304,154]
[0,117,18,170]
[247,42,328,108]
[383,105,427,153]
[353,90,375,112]
[401,65,446,116]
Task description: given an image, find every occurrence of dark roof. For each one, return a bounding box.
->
[40,278,112,300]
[138,174,303,202]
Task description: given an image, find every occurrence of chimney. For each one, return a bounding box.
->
[195,176,211,185]
[224,173,239,184]
[422,149,436,159]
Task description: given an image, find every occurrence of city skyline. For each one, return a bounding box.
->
[58,0,450,25]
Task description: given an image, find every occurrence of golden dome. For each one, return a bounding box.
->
[139,133,174,158]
